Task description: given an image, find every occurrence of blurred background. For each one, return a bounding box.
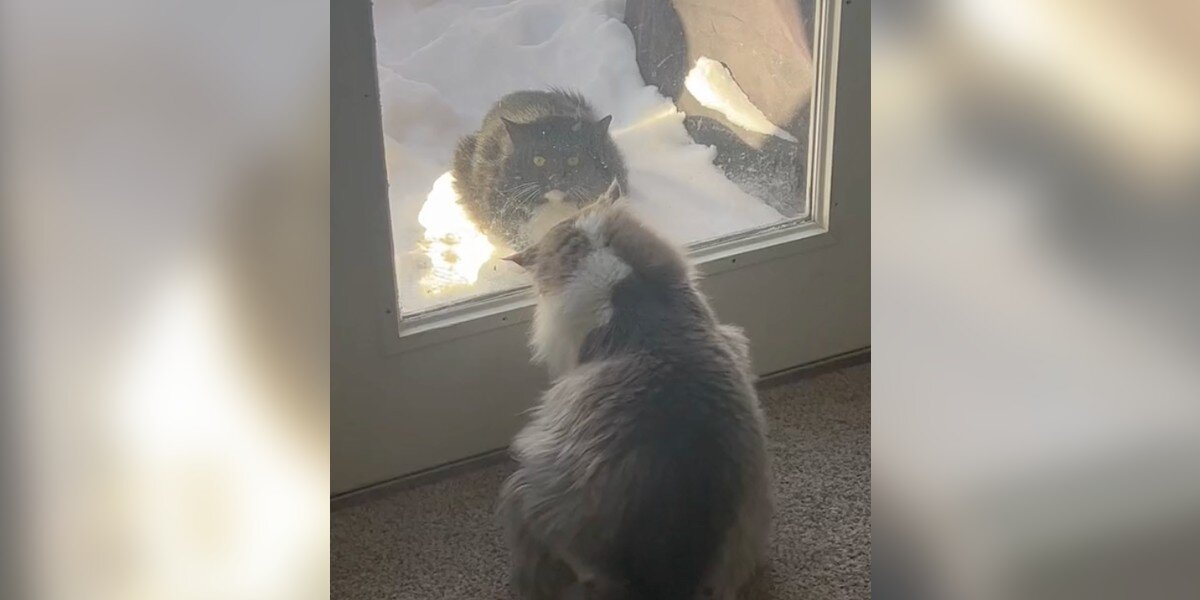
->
[2,1,328,599]
[873,0,1200,598]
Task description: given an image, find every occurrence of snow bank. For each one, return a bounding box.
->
[685,56,799,142]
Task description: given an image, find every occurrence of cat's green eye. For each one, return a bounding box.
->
[532,156,546,167]
[567,156,580,167]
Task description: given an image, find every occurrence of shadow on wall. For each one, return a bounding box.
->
[625,0,817,217]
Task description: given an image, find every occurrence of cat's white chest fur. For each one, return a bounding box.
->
[530,248,632,377]
[522,193,581,242]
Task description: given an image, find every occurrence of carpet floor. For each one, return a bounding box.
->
[332,363,870,599]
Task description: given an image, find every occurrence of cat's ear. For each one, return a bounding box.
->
[597,178,623,206]
[594,115,613,134]
[501,118,526,140]
[504,246,537,269]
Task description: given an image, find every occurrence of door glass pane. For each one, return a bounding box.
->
[374,0,818,315]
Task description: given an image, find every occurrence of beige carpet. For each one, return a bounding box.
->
[332,363,870,599]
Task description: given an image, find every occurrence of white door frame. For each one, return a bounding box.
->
[332,0,868,495]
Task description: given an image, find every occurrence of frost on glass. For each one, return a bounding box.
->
[373,0,816,314]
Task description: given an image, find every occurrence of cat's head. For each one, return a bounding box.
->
[504,190,690,373]
[500,115,616,207]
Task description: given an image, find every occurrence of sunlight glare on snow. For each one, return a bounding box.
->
[684,56,798,142]
[417,172,497,295]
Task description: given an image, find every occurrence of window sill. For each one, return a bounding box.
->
[383,217,834,354]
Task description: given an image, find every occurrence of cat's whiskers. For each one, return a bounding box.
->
[524,187,545,206]
[505,182,545,206]
[567,186,590,205]
[502,182,539,199]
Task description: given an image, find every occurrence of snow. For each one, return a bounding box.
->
[685,57,800,142]
[416,172,496,294]
[374,0,792,313]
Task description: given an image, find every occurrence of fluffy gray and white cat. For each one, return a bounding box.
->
[498,187,771,600]
[453,89,628,248]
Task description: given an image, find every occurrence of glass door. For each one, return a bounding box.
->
[332,0,868,494]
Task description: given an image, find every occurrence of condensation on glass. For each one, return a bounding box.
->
[373,0,818,315]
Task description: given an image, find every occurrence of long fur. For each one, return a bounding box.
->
[529,248,631,377]
[500,205,771,600]
[453,89,628,248]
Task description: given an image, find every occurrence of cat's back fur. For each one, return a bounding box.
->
[500,204,770,600]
